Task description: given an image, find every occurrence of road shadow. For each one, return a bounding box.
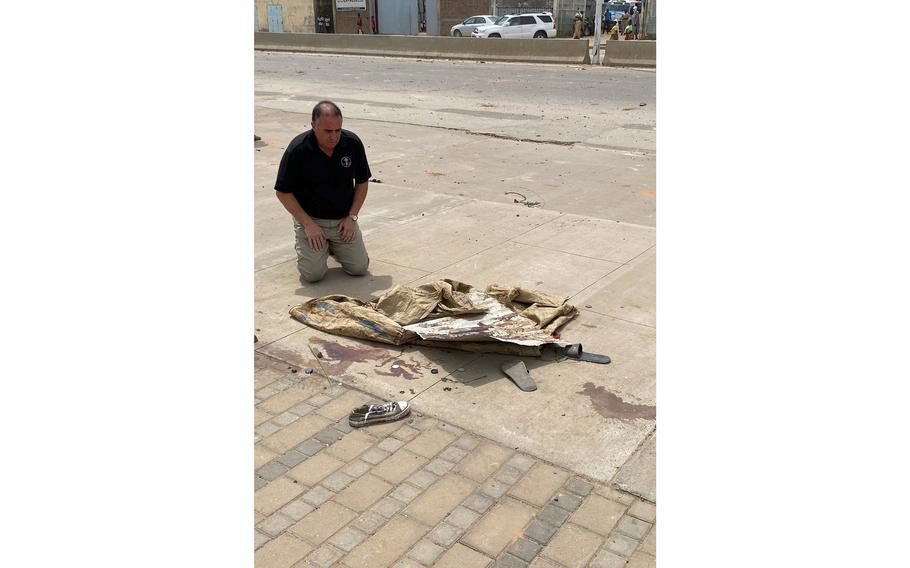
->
[294,268,394,302]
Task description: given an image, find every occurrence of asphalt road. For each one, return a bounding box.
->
[255,51,656,225]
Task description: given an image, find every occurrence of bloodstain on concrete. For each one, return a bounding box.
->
[577,382,655,420]
[309,337,426,380]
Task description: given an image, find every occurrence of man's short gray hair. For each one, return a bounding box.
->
[312,100,342,123]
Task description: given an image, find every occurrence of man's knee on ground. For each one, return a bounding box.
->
[299,264,327,283]
[342,258,370,277]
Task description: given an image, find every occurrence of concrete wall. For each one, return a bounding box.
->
[600,39,654,67]
[256,0,317,33]
[255,32,590,64]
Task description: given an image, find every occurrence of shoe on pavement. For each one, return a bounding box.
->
[349,400,411,427]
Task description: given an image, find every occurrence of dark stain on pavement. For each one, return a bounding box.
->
[578,382,655,420]
[309,337,426,380]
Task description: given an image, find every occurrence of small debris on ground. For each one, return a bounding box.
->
[443,387,452,392]
[585,304,592,308]
[399,390,405,394]
[409,388,415,394]
[640,102,647,106]
[456,368,465,372]
[369,178,383,183]
[291,369,298,373]
[431,369,439,374]
[254,335,258,343]
[304,368,314,375]
[391,364,400,369]
[254,134,261,141]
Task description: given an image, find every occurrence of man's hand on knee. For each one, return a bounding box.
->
[337,217,356,242]
[303,221,326,250]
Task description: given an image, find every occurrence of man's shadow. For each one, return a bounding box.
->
[295,266,394,302]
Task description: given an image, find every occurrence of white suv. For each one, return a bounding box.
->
[470,12,557,38]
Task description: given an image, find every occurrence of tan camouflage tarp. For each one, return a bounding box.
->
[288,279,577,356]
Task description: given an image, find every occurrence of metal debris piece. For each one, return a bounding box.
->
[304,368,314,374]
[431,369,439,374]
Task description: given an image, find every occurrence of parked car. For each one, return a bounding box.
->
[450,15,497,37]
[470,12,557,38]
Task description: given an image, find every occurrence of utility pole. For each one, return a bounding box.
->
[592,0,603,63]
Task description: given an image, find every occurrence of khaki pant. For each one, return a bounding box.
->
[294,217,370,283]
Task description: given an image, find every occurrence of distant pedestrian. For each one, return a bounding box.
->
[624,22,634,40]
[371,15,377,34]
[572,10,584,39]
[356,13,364,34]
[630,7,641,39]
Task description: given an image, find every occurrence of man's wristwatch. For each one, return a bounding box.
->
[349,214,359,222]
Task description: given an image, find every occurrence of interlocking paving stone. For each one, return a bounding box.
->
[377,437,406,453]
[453,434,481,451]
[301,485,334,507]
[343,515,429,568]
[254,530,270,550]
[279,499,315,521]
[389,482,423,504]
[255,476,268,491]
[254,533,312,568]
[257,461,290,481]
[494,465,524,485]
[328,526,369,552]
[307,393,334,407]
[255,385,281,401]
[569,494,627,537]
[434,543,494,568]
[272,411,299,426]
[505,454,536,473]
[372,496,407,518]
[360,447,391,465]
[351,510,388,535]
[455,442,513,482]
[258,387,312,415]
[403,473,476,527]
[334,419,355,433]
[524,520,558,544]
[405,469,438,489]
[359,418,406,438]
[528,556,562,568]
[462,492,495,514]
[444,505,481,529]
[403,428,457,458]
[627,500,656,523]
[306,544,346,568]
[550,491,582,512]
[261,414,333,454]
[317,390,373,421]
[564,478,594,497]
[479,478,510,499]
[625,551,657,568]
[334,473,393,512]
[508,538,542,562]
[392,425,420,442]
[589,548,628,568]
[540,524,603,568]
[342,459,372,478]
[289,501,357,546]
[596,485,636,505]
[321,470,356,492]
[508,463,570,508]
[427,522,462,547]
[615,515,652,539]
[461,498,537,557]
[371,449,428,484]
[424,457,456,476]
[604,532,640,557]
[493,554,529,568]
[289,401,316,416]
[407,539,446,565]
[438,445,469,463]
[256,477,306,516]
[295,437,327,457]
[276,449,307,469]
[536,504,570,527]
[258,512,296,537]
[639,524,655,555]
[314,426,346,445]
[392,559,425,568]
[288,451,344,486]
[256,421,281,438]
[408,416,439,431]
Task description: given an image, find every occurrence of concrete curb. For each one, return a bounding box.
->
[598,40,656,68]
[255,32,591,65]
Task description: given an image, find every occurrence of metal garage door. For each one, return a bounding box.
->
[378,0,418,35]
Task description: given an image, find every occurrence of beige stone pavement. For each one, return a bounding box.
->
[255,52,656,567]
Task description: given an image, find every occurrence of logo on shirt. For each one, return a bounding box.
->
[340,156,352,168]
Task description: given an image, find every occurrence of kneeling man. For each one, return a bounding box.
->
[275,100,371,283]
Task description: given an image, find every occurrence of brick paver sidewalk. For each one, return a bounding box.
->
[255,353,656,568]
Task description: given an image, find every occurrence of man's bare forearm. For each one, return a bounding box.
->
[349,181,369,217]
[276,191,315,225]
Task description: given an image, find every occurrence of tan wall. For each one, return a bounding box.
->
[255,0,317,33]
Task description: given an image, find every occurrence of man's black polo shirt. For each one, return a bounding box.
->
[274,129,371,219]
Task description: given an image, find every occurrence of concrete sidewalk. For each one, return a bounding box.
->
[255,53,655,567]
